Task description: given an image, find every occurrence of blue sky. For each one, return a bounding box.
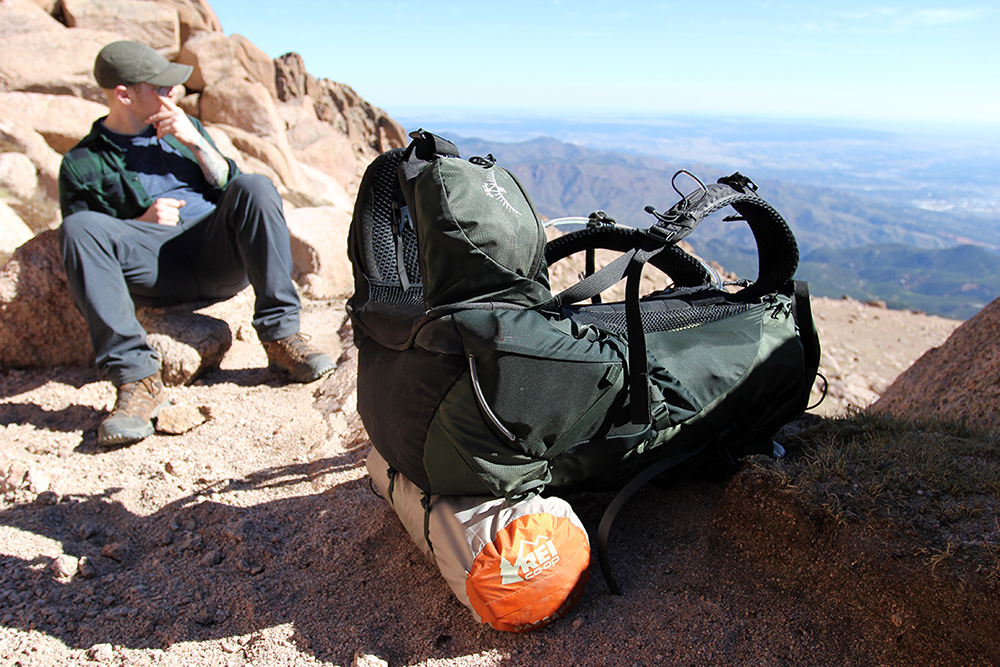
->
[206,1,998,129]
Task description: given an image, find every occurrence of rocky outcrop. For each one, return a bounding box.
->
[870,294,1000,430]
[0,0,408,374]
[275,52,406,189]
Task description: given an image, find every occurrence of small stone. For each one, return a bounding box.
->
[200,550,223,567]
[193,605,217,625]
[572,617,585,630]
[100,543,127,563]
[891,613,904,627]
[352,652,390,667]
[87,643,114,661]
[36,490,60,505]
[155,405,207,435]
[223,521,246,543]
[0,460,28,492]
[25,468,50,494]
[78,523,100,541]
[174,532,203,552]
[161,530,174,546]
[51,555,79,580]
[77,557,96,579]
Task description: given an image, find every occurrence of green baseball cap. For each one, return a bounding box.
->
[94,40,192,89]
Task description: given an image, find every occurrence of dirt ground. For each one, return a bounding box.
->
[0,294,981,667]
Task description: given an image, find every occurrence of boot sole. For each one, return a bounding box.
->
[267,357,336,383]
[97,400,171,447]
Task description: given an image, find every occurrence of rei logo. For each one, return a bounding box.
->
[499,535,561,585]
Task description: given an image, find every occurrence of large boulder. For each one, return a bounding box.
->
[60,0,181,56]
[200,124,286,191]
[0,200,33,266]
[297,162,352,212]
[870,294,1000,430]
[181,33,277,98]
[0,0,65,37]
[286,115,361,192]
[19,0,60,14]
[0,230,242,385]
[156,0,221,42]
[199,78,310,192]
[175,30,237,92]
[0,230,94,368]
[0,151,59,233]
[0,119,62,200]
[284,205,353,299]
[0,92,107,154]
[200,75,284,138]
[231,34,276,100]
[0,28,125,104]
[0,152,39,203]
[209,122,309,195]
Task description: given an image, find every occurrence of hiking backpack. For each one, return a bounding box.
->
[347,130,820,591]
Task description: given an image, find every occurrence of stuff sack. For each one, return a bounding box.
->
[347,130,820,619]
[367,448,590,632]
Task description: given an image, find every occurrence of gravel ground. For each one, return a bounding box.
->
[0,295,966,667]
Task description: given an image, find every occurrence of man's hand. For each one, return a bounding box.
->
[136,198,185,226]
[146,91,231,188]
[145,94,201,147]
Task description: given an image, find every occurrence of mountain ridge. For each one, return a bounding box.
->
[452,135,1000,318]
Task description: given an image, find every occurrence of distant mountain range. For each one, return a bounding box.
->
[451,135,1000,319]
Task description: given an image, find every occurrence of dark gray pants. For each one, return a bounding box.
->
[59,174,301,386]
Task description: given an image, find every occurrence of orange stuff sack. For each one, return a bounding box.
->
[367,448,591,631]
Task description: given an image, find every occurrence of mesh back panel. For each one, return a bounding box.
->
[370,281,424,306]
[566,297,754,335]
[368,149,422,289]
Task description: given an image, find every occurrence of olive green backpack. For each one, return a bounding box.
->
[347,130,820,591]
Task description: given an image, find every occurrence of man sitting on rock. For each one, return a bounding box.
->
[58,40,335,447]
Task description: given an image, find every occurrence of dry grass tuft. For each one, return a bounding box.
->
[764,410,1000,580]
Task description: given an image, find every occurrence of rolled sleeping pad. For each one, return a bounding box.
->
[367,448,591,632]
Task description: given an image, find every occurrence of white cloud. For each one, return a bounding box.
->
[894,8,989,27]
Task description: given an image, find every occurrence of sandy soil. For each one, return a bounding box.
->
[0,295,967,667]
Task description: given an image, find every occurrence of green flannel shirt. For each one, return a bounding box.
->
[58,116,240,220]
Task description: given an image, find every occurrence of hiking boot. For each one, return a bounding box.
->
[98,374,171,447]
[263,332,336,383]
